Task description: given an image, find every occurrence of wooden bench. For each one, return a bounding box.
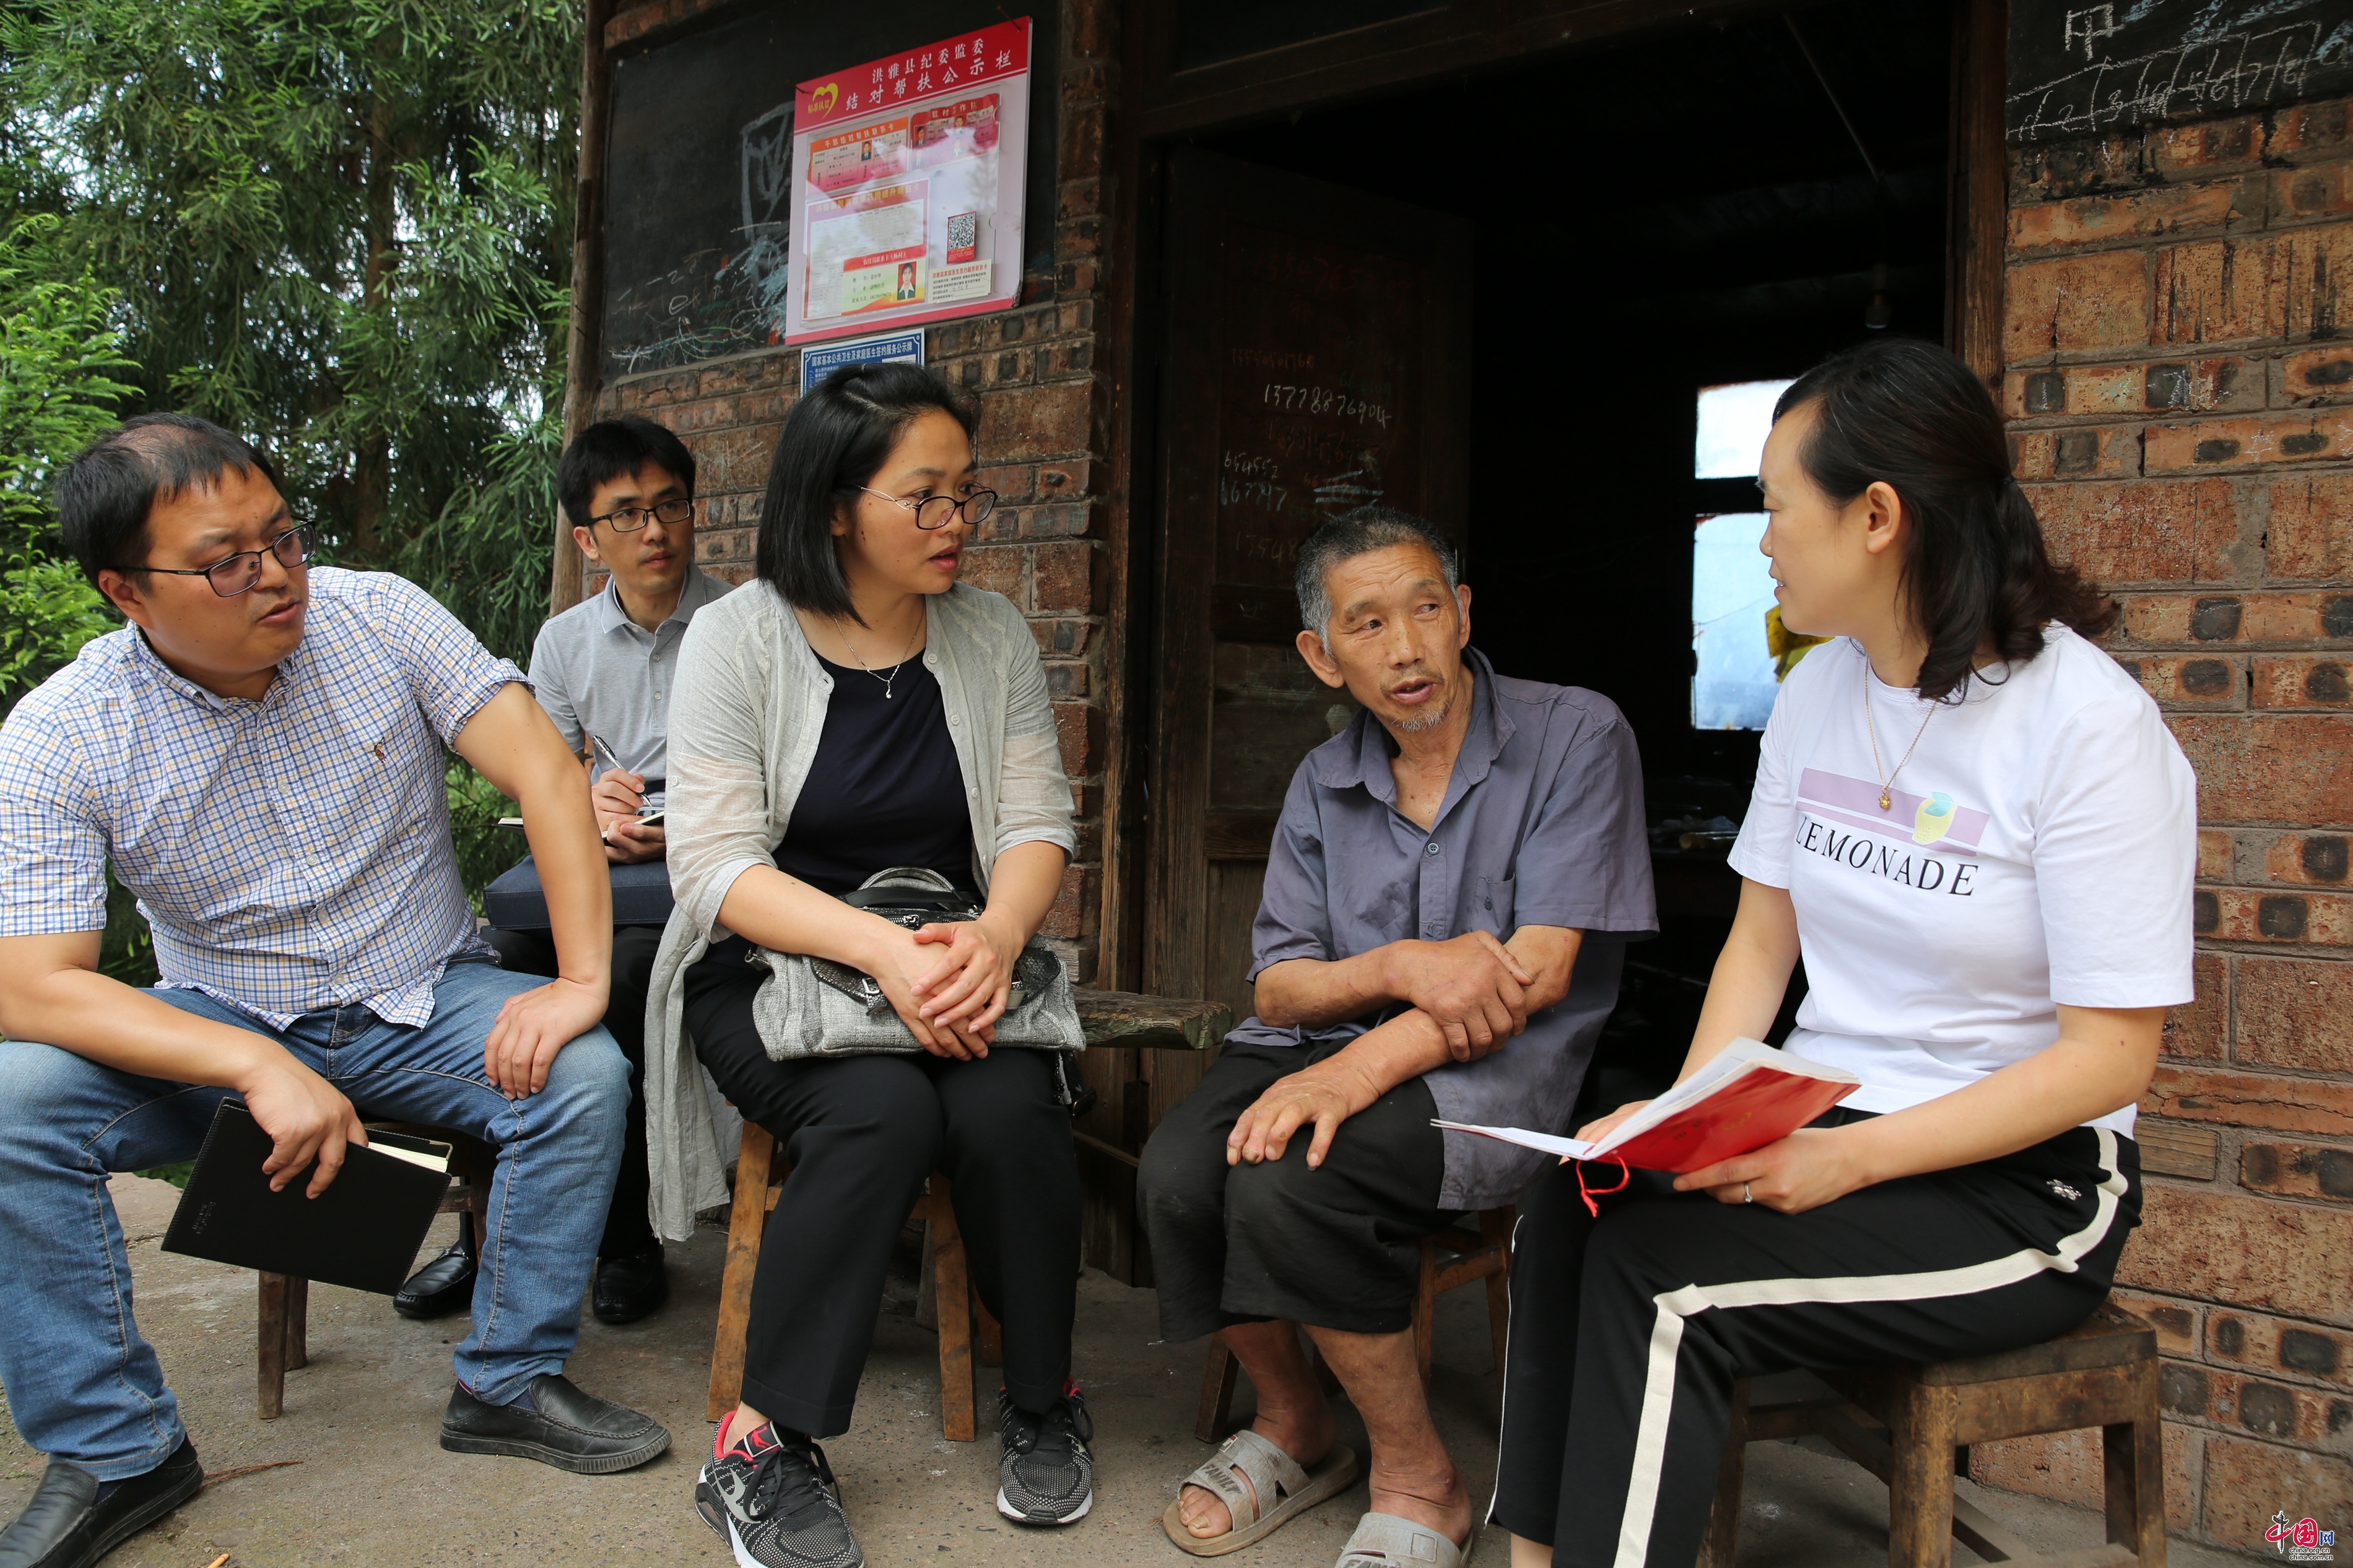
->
[1698,1298,2166,1568]
[707,987,1234,1442]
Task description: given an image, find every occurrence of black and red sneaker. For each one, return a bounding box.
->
[996,1381,1094,1526]
[695,1413,861,1567]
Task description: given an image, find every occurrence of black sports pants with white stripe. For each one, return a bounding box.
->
[1490,1109,2141,1568]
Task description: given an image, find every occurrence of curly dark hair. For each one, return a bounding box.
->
[1775,338,2116,702]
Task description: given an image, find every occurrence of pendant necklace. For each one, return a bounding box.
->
[1863,658,1938,811]
[837,615,924,700]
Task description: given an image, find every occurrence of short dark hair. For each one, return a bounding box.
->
[56,413,282,588]
[755,362,979,623]
[1294,505,1462,641]
[557,416,698,529]
[1773,337,2116,703]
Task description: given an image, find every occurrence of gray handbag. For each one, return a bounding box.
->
[746,867,1084,1060]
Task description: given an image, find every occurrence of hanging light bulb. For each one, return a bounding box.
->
[1864,262,1893,330]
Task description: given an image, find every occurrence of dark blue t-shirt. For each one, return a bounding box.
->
[771,652,976,897]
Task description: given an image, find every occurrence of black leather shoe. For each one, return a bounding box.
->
[593,1247,669,1325]
[440,1373,670,1473]
[394,1236,477,1320]
[0,1437,202,1568]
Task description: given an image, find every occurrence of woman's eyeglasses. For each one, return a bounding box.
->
[589,496,696,532]
[136,523,313,597]
[860,487,998,531]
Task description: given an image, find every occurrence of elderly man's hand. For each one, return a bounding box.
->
[1383,932,1536,1060]
[1228,1060,1381,1170]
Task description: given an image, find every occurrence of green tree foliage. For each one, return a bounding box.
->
[0,0,577,607]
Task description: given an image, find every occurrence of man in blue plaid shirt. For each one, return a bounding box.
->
[0,415,671,1568]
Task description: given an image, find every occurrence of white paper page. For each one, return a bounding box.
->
[1431,1120,1595,1161]
[372,1143,450,1175]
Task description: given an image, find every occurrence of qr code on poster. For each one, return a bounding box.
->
[946,212,978,264]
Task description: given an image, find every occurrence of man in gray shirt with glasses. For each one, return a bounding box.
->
[396,416,731,1328]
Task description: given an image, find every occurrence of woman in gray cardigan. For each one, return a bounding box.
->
[642,365,1085,1567]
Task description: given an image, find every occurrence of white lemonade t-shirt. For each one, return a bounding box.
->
[1728,626,2196,1137]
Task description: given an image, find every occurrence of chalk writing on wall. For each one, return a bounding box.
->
[2006,1,2353,143]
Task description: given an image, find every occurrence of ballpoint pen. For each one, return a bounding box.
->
[586,732,631,843]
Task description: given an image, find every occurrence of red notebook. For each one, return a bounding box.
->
[1435,1037,1859,1174]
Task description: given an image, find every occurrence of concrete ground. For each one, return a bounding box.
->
[1,1176,2251,1567]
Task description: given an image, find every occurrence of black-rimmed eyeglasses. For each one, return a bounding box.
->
[859,487,998,531]
[591,496,695,532]
[136,524,313,597]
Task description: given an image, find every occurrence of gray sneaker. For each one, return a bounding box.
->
[996,1384,1094,1526]
[695,1416,862,1568]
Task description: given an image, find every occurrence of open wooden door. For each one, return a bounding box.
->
[1142,145,1472,1077]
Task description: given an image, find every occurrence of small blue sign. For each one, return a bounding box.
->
[799,329,926,394]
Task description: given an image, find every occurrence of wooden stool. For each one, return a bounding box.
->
[705,1122,1005,1442]
[1193,1206,1515,1442]
[1697,1298,2166,1568]
[256,1123,495,1419]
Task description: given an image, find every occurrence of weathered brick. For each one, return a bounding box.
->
[1052,698,1101,779]
[2028,479,2239,583]
[1040,862,1096,940]
[2203,888,2353,946]
[2152,116,2264,178]
[2281,345,2353,405]
[2118,592,2353,647]
[1967,1422,2200,1535]
[2011,133,2147,201]
[2273,163,2353,225]
[2006,357,2257,418]
[2164,951,2230,1060]
[2263,833,2353,886]
[957,542,1025,602]
[977,462,1038,503]
[2170,715,2353,822]
[2117,1184,2353,1322]
[1031,540,1098,612]
[2113,1291,2204,1355]
[2267,472,2353,581]
[2284,224,2353,342]
[1037,458,1092,497]
[2200,1436,2353,1549]
[2143,1065,2353,1139]
[2155,237,2285,345]
[1045,660,1090,698]
[2199,829,2236,880]
[2241,1142,2353,1208]
[2118,652,2245,706]
[2004,249,2150,362]
[2011,425,2138,480]
[2237,956,2353,1073]
[977,380,1091,458]
[2268,98,2353,161]
[2007,179,2248,251]
[2254,655,2353,709]
[2168,1364,2353,1449]
[2146,410,2353,472]
[2209,1308,2353,1390]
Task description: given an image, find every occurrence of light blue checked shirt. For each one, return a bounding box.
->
[0,568,526,1029]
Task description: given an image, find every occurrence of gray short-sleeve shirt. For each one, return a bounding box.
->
[1233,648,1658,1208]
[528,566,734,794]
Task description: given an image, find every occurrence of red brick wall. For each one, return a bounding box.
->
[1974,98,2353,1553]
[586,0,1116,978]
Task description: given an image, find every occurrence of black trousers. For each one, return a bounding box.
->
[1139,1037,1458,1341]
[685,950,1081,1438]
[484,922,661,1260]
[1490,1109,2142,1567]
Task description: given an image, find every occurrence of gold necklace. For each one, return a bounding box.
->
[1863,659,1938,812]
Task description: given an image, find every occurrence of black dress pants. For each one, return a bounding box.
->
[1138,1037,1458,1342]
[1489,1109,2141,1568]
[685,950,1081,1438]
[485,922,661,1260]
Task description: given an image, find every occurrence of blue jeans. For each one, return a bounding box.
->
[0,956,628,1478]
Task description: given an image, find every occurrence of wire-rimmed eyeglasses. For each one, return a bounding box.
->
[135,523,313,597]
[589,496,695,532]
[859,487,998,531]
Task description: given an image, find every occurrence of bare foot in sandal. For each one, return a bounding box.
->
[1178,1392,1339,1538]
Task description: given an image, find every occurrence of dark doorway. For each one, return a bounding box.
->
[1166,1,1956,1098]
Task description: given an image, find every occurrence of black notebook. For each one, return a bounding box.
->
[161,1101,455,1294]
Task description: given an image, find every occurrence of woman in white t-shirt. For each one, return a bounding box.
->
[1491,338,2196,1568]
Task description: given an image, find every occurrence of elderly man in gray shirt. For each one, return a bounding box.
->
[398,415,732,1328]
[1142,507,1655,1568]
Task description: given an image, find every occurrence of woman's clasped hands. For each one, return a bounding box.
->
[865,912,1027,1060]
